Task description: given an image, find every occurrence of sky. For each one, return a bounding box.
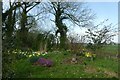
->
[2,1,119,43]
[88,2,118,43]
[87,2,118,25]
[73,2,118,43]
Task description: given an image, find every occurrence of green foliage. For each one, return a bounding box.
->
[2,51,17,78]
[12,59,32,78]
[29,56,39,64]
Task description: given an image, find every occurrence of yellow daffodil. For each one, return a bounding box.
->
[37,53,41,56]
[28,55,32,57]
[85,52,92,57]
[32,54,35,56]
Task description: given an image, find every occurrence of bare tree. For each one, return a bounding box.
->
[85,20,117,51]
[2,1,43,49]
[43,2,94,49]
[2,2,24,50]
[16,2,40,46]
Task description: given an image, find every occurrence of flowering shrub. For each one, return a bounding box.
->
[34,58,53,67]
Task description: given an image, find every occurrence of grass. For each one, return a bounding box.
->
[101,45,118,54]
[10,48,118,78]
[3,45,118,78]
[95,45,118,59]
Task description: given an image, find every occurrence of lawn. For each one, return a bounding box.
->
[10,48,118,78]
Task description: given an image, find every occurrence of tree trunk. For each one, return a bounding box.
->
[59,30,67,50]
[54,3,68,50]
[19,5,28,48]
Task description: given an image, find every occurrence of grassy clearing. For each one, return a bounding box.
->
[11,49,118,78]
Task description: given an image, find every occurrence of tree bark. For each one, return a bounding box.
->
[59,30,67,49]
[54,3,68,50]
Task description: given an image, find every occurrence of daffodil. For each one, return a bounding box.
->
[28,55,32,57]
[32,54,35,56]
[85,52,92,57]
[37,53,41,56]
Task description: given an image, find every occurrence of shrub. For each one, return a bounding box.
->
[29,56,39,64]
[35,58,53,67]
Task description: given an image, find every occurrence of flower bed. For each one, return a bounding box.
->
[11,49,48,58]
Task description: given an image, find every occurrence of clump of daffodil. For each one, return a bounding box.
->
[85,52,92,58]
[32,54,35,56]
[11,49,49,58]
[37,53,41,56]
[36,51,41,55]
[28,55,32,58]
[84,51,96,61]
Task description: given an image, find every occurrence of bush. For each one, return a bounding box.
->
[29,56,39,64]
[35,58,53,67]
